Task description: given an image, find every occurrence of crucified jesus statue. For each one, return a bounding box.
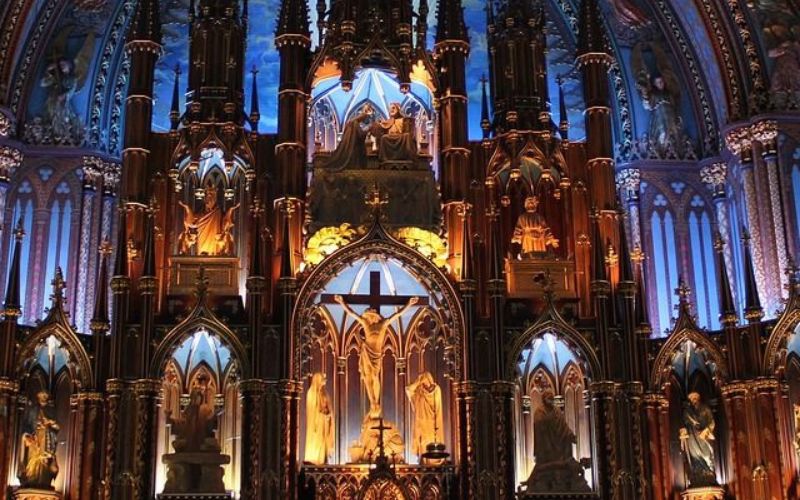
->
[335,294,418,418]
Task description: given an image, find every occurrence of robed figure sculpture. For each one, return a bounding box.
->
[177,184,239,256]
[304,373,334,465]
[680,392,717,487]
[18,391,60,489]
[406,371,444,458]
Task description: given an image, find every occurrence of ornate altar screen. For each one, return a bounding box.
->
[298,254,454,466]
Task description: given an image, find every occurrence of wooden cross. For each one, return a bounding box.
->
[371,417,390,459]
[319,271,429,310]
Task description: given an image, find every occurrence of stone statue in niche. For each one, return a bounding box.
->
[679,392,717,487]
[18,391,60,489]
[406,371,444,458]
[177,184,239,256]
[161,373,230,495]
[631,41,687,158]
[524,390,590,493]
[304,372,334,465]
[512,196,559,258]
[24,30,95,146]
[323,102,417,172]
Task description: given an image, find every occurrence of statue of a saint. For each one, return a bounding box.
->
[680,392,717,487]
[335,295,419,418]
[369,102,417,163]
[18,391,60,488]
[406,371,444,457]
[304,373,334,465]
[166,374,219,453]
[322,105,373,171]
[769,40,800,94]
[177,185,239,256]
[512,196,559,257]
[525,391,590,493]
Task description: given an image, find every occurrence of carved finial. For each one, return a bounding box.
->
[365,183,388,221]
[51,267,66,306]
[99,238,113,257]
[676,277,691,307]
[13,216,24,240]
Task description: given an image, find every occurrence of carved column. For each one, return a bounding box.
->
[642,393,670,500]
[616,168,642,251]
[0,378,19,496]
[239,379,266,500]
[74,157,103,333]
[700,162,736,308]
[726,128,770,312]
[455,381,478,499]
[102,379,125,500]
[489,381,515,500]
[0,145,21,242]
[279,380,300,498]
[131,379,160,499]
[67,392,104,499]
[754,121,790,299]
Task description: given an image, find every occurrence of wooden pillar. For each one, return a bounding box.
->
[239,379,267,500]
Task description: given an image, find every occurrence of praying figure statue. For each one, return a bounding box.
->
[406,371,444,457]
[335,294,419,418]
[512,196,559,257]
[166,374,219,453]
[680,392,717,487]
[18,391,60,488]
[177,184,239,256]
[525,391,590,493]
[305,372,334,465]
[370,102,417,163]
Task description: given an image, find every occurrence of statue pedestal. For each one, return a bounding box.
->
[524,459,591,494]
[505,258,577,300]
[168,256,239,295]
[161,451,230,495]
[11,488,61,500]
[681,486,725,500]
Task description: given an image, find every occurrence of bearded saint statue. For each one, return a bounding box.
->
[18,391,60,488]
[680,392,717,487]
[178,184,239,256]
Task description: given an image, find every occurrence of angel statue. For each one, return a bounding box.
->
[24,29,96,146]
[631,42,685,158]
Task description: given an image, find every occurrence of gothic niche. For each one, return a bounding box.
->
[513,331,593,494]
[665,340,724,493]
[169,148,246,295]
[155,329,241,498]
[307,69,441,232]
[297,254,457,497]
[14,335,77,497]
[488,138,575,299]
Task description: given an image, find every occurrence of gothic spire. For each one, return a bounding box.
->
[480,74,491,140]
[113,204,128,278]
[486,201,503,281]
[590,208,607,282]
[170,64,181,130]
[279,202,294,279]
[557,75,569,140]
[141,205,156,278]
[249,67,260,131]
[459,204,473,282]
[634,251,650,329]
[435,0,468,42]
[3,219,24,317]
[618,211,634,284]
[249,199,264,278]
[49,267,66,312]
[91,240,112,331]
[714,234,737,325]
[741,228,763,320]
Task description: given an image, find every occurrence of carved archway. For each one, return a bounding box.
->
[651,328,728,390]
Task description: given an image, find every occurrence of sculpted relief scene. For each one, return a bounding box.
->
[6,0,800,498]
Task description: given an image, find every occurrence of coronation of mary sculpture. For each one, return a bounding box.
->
[10,0,800,498]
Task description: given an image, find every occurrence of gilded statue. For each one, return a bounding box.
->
[335,294,419,418]
[305,373,334,465]
[18,391,60,488]
[512,196,559,257]
[406,371,444,457]
[680,392,717,486]
[525,390,590,493]
[178,184,239,256]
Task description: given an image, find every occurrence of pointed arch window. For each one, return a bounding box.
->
[7,180,35,322]
[650,194,679,335]
[687,197,720,329]
[43,181,73,319]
